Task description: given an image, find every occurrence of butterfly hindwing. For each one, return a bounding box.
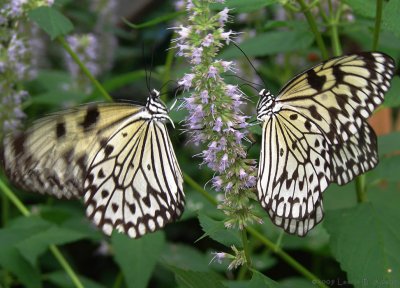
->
[257,52,395,236]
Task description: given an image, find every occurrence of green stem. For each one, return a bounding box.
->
[297,0,329,59]
[329,3,342,57]
[241,229,252,269]
[0,179,30,216]
[183,172,218,205]
[57,36,113,102]
[0,179,84,288]
[183,174,327,286]
[355,175,367,203]
[246,227,329,288]
[112,272,124,288]
[49,246,84,288]
[372,0,383,50]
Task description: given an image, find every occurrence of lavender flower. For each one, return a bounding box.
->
[64,34,100,94]
[173,0,261,268]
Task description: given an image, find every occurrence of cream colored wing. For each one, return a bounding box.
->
[83,119,184,238]
[2,103,144,199]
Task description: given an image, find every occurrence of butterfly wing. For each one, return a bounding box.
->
[257,110,329,236]
[2,103,143,199]
[257,52,395,236]
[330,121,378,185]
[83,117,184,238]
[277,52,395,144]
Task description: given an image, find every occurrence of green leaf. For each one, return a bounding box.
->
[46,271,106,288]
[384,77,400,107]
[6,217,87,266]
[161,244,210,271]
[16,226,87,265]
[221,30,314,59]
[325,203,400,286]
[378,132,400,156]
[168,265,227,288]
[0,226,43,288]
[383,0,400,38]
[211,0,279,13]
[112,231,165,288]
[248,270,280,288]
[343,0,376,18]
[28,7,73,39]
[197,213,242,248]
[281,277,315,288]
[122,11,185,29]
[368,155,400,183]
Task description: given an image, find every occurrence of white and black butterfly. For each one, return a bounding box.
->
[256,52,395,236]
[2,89,185,238]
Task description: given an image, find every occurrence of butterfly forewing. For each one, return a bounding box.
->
[3,103,142,199]
[3,94,184,239]
[257,52,395,236]
[277,52,395,143]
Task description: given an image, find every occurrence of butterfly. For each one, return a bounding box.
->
[256,52,395,236]
[2,89,185,238]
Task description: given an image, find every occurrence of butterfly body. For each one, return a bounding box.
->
[2,89,184,238]
[256,52,395,236]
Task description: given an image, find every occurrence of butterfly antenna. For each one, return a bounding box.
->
[231,42,268,88]
[225,74,262,90]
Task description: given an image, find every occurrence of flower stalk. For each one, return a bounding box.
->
[174,0,260,268]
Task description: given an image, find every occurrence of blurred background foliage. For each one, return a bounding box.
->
[1,0,400,287]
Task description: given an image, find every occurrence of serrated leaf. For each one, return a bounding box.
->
[211,0,279,13]
[325,203,400,286]
[28,7,73,39]
[112,231,165,288]
[168,265,227,288]
[221,30,314,59]
[248,270,280,288]
[198,213,242,248]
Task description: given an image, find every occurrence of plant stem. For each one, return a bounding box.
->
[0,179,84,288]
[329,2,342,57]
[183,172,218,205]
[241,229,252,269]
[49,246,84,288]
[297,0,329,59]
[246,227,329,288]
[355,175,367,203]
[372,0,383,50]
[0,179,30,216]
[57,36,113,102]
[183,174,328,287]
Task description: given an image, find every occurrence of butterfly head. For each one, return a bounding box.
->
[147,89,174,126]
[257,89,281,121]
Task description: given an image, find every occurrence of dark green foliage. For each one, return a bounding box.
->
[1,0,400,288]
